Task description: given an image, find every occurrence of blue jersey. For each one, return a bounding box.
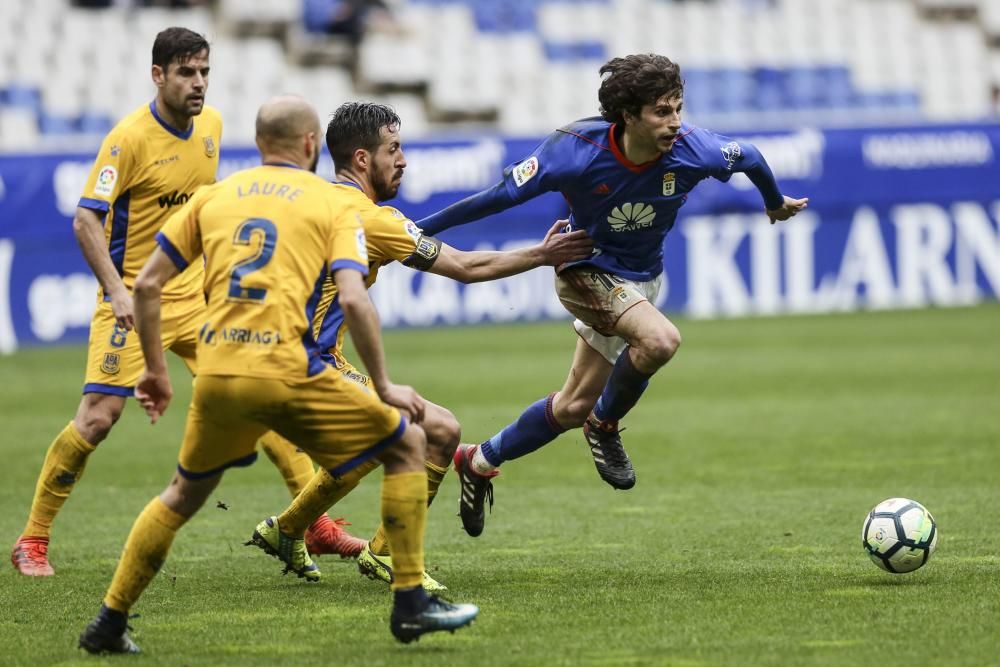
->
[419,117,785,281]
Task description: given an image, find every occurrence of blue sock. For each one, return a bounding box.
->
[480,394,566,465]
[593,347,652,423]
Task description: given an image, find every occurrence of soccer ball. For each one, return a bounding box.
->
[861,497,938,573]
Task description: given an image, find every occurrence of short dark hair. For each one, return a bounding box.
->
[152,27,210,70]
[598,54,684,125]
[326,102,401,171]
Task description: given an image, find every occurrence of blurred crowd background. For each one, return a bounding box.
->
[2,0,999,150]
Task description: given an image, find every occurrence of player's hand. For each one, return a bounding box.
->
[108,288,135,331]
[135,370,173,424]
[767,196,809,224]
[378,383,426,424]
[539,219,593,265]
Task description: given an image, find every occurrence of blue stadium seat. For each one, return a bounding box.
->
[710,68,754,114]
[472,0,537,32]
[3,84,42,113]
[784,66,822,110]
[543,41,606,61]
[38,112,78,136]
[680,68,715,115]
[815,65,855,109]
[752,67,786,112]
[78,111,113,135]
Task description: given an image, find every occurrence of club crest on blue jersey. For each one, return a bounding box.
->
[101,352,120,374]
[662,172,675,196]
[203,136,216,157]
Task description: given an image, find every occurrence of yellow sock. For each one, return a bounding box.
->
[371,460,448,556]
[22,421,97,538]
[276,458,380,536]
[380,471,428,590]
[104,497,187,613]
[259,432,316,499]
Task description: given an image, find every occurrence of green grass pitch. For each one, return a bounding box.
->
[1,305,998,666]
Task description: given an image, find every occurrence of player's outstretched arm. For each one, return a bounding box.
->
[73,206,134,331]
[417,181,519,236]
[336,268,426,422]
[766,195,809,224]
[132,248,180,423]
[427,220,593,283]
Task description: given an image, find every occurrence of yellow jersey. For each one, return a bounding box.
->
[312,182,441,365]
[156,163,370,380]
[79,101,222,301]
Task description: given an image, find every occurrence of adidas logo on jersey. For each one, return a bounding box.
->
[607,203,656,232]
[157,190,193,209]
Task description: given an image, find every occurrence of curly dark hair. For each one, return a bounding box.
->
[598,54,684,125]
[152,27,210,70]
[326,102,401,171]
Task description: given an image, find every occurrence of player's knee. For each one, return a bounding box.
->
[639,324,681,368]
[381,424,427,472]
[553,394,592,428]
[74,398,125,444]
[160,472,218,519]
[425,408,461,459]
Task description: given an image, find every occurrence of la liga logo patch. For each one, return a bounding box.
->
[93,165,117,197]
[513,157,539,187]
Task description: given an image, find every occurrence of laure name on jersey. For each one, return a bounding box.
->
[235,181,304,202]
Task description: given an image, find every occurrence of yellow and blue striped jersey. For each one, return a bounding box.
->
[155,164,370,380]
[312,183,436,366]
[79,101,222,301]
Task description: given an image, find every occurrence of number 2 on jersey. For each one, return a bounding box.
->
[228,218,277,303]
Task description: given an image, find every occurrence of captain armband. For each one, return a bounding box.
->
[402,235,442,271]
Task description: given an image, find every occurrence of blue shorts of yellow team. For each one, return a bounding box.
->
[176,369,405,480]
[84,296,203,396]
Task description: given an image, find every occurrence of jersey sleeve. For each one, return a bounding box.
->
[363,205,442,271]
[501,130,576,204]
[363,206,420,262]
[154,186,209,271]
[328,208,370,277]
[79,128,136,214]
[694,128,784,210]
[417,130,577,236]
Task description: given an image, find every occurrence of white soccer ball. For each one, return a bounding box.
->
[862,497,938,573]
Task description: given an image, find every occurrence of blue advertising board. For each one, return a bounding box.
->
[1,123,999,353]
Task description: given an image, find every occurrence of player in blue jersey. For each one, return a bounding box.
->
[418,54,808,536]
